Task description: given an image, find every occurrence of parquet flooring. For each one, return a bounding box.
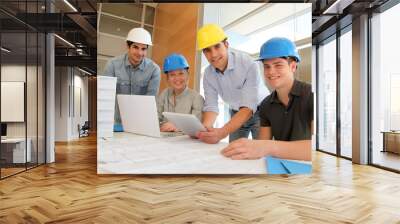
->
[1,135,400,223]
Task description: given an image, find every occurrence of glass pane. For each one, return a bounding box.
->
[99,14,141,38]
[97,58,109,76]
[340,29,352,158]
[144,25,153,37]
[97,33,127,57]
[102,3,142,22]
[371,3,400,171]
[27,32,38,169]
[144,5,155,25]
[144,26,153,57]
[1,32,27,177]
[318,37,337,154]
[296,46,312,84]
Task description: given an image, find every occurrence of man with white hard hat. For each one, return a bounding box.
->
[103,27,161,132]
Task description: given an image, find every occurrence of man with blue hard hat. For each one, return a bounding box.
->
[222,37,313,161]
[157,53,204,132]
[196,24,268,144]
[103,27,161,132]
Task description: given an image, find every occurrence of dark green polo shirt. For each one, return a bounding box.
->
[259,79,313,141]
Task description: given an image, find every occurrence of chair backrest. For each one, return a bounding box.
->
[82,121,90,129]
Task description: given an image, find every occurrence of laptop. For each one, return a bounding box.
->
[117,94,183,138]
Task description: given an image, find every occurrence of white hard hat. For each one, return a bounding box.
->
[126,27,152,46]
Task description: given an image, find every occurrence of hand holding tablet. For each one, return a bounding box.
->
[162,112,206,137]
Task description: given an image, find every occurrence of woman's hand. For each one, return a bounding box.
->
[160,122,178,132]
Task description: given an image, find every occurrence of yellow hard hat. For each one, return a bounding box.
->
[197,24,227,50]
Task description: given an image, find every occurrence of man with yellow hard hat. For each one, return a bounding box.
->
[196,24,267,144]
[103,27,161,132]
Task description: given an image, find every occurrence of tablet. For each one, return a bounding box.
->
[162,112,206,136]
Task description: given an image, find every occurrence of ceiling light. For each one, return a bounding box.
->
[323,0,354,15]
[1,47,11,53]
[78,67,92,76]
[54,34,75,48]
[63,0,78,12]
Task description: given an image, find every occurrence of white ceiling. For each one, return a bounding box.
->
[218,3,265,28]
[204,3,312,55]
[224,3,311,36]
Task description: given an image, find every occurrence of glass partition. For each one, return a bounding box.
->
[317,36,337,155]
[339,28,352,158]
[370,3,400,171]
[0,0,46,179]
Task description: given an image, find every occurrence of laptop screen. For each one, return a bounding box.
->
[117,95,161,137]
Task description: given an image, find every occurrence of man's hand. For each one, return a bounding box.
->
[197,127,228,144]
[160,122,178,132]
[221,138,267,160]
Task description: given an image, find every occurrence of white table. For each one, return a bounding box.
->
[98,132,267,174]
[1,138,31,163]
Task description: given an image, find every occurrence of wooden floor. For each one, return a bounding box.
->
[1,167,26,178]
[1,163,46,178]
[373,150,400,171]
[1,135,400,224]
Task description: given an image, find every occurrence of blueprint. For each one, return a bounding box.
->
[97,132,267,174]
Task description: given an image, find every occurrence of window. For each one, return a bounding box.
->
[340,27,352,158]
[370,2,400,171]
[317,36,337,154]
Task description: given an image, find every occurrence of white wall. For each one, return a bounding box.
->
[55,66,70,141]
[1,65,26,128]
[55,67,89,141]
[71,74,89,138]
[1,65,34,138]
[45,1,56,164]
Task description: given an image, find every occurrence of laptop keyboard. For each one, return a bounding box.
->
[160,132,185,137]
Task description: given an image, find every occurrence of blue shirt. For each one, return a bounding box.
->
[202,50,266,113]
[103,53,161,95]
[103,53,161,124]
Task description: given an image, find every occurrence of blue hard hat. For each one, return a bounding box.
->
[258,37,301,62]
[163,53,189,73]
[113,123,124,132]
